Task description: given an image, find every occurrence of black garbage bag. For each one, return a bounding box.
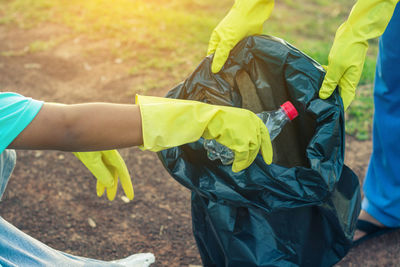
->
[158,35,361,267]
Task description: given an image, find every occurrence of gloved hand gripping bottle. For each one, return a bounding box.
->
[204,101,298,165]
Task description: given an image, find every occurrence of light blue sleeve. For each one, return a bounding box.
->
[0,92,44,153]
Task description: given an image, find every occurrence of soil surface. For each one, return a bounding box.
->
[1,24,399,266]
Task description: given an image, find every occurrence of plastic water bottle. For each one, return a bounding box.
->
[203,101,299,165]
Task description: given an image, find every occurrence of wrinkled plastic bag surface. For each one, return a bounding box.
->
[158,35,361,267]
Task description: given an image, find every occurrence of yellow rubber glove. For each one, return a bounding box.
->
[319,0,398,110]
[73,150,134,201]
[207,0,274,73]
[136,95,272,172]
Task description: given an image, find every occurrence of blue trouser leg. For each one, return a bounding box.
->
[362,3,400,227]
[0,216,155,267]
[0,216,127,267]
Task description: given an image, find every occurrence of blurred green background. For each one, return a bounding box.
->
[0,0,376,140]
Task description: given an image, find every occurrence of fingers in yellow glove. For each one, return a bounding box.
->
[96,170,118,201]
[207,29,220,56]
[209,34,236,74]
[259,120,273,164]
[137,95,273,172]
[73,150,134,201]
[96,181,106,198]
[319,66,361,111]
[73,151,115,188]
[231,120,272,172]
[102,150,134,201]
[319,36,367,110]
[207,0,274,73]
[319,0,398,110]
[207,110,273,172]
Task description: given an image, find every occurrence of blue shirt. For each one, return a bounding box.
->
[0,92,43,200]
[0,92,43,153]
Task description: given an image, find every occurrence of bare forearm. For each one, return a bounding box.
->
[10,102,143,151]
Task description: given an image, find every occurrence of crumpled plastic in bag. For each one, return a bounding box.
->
[158,35,361,266]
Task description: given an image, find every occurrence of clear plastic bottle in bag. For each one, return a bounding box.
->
[203,101,299,165]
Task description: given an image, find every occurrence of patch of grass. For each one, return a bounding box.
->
[1,47,29,57]
[128,57,182,77]
[1,36,66,56]
[28,38,62,52]
[312,0,331,6]
[345,85,374,140]
[0,11,13,25]
[0,0,57,28]
[300,40,331,65]
[360,54,377,85]
[282,0,297,8]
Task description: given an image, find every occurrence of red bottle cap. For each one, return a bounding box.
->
[281,101,298,121]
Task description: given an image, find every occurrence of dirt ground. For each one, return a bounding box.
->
[1,24,399,266]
